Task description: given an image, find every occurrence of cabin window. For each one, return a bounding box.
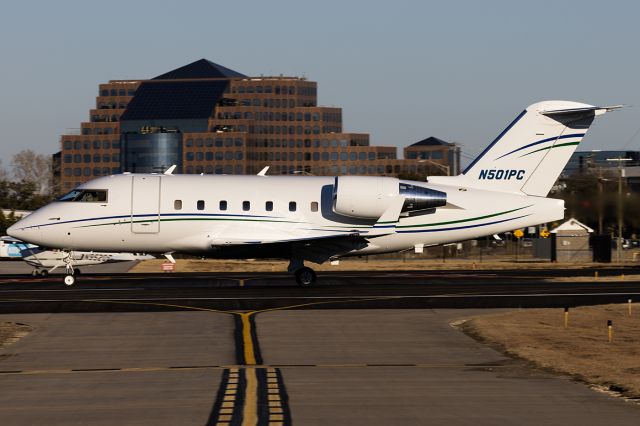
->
[58,189,108,203]
[265,201,273,211]
[289,201,297,212]
[243,201,250,211]
[310,201,318,212]
[174,200,182,210]
[220,200,227,211]
[197,200,205,210]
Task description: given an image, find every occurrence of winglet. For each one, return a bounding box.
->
[164,165,177,175]
[257,166,269,176]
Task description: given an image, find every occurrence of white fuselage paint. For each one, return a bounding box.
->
[9,173,563,260]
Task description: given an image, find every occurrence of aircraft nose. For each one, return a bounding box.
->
[6,223,24,239]
[6,220,40,244]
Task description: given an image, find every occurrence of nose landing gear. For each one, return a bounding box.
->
[63,251,77,286]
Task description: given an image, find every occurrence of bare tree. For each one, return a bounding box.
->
[11,150,52,195]
[0,159,8,181]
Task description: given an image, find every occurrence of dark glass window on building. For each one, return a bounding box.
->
[174,200,182,210]
[186,139,193,147]
[83,154,91,163]
[64,168,72,177]
[289,201,296,212]
[196,152,204,161]
[74,154,81,163]
[350,152,357,161]
[197,200,205,210]
[64,155,72,163]
[219,200,227,211]
[101,89,109,96]
[64,140,72,149]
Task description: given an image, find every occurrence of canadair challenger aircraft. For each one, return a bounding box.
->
[8,101,618,286]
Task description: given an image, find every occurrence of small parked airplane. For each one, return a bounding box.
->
[22,250,155,276]
[8,101,619,286]
[1,236,154,276]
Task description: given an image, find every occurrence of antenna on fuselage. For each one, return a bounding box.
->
[164,165,177,175]
[257,166,270,176]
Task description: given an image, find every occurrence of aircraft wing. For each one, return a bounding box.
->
[210,232,373,265]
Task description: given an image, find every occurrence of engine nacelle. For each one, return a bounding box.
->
[332,176,447,219]
[333,176,399,219]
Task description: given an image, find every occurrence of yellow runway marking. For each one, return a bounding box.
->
[240,313,257,365]
[242,368,258,426]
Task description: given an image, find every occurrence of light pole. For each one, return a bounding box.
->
[606,157,631,262]
[418,159,450,176]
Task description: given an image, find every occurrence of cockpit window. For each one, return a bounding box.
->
[58,189,108,202]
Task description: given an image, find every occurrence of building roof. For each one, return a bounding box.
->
[120,80,228,120]
[551,218,594,234]
[153,59,246,80]
[409,136,453,147]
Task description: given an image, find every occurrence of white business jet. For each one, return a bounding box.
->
[8,101,619,286]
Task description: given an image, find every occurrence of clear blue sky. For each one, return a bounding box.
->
[1,0,639,166]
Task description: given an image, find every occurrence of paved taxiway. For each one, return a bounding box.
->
[1,266,640,425]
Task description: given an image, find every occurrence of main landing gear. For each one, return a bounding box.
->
[295,267,317,287]
[289,257,317,287]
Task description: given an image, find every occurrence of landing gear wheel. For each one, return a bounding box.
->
[64,275,76,286]
[295,267,316,287]
[31,270,38,277]
[39,270,49,277]
[73,268,81,276]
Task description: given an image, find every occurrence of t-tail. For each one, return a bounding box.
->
[456,101,621,196]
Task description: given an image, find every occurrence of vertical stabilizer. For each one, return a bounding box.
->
[460,101,619,196]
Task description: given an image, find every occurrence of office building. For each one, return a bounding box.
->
[57,59,460,190]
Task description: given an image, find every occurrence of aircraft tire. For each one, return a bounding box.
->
[39,270,49,277]
[31,270,38,277]
[64,275,76,286]
[74,268,81,276]
[295,267,316,287]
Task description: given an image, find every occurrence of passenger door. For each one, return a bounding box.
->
[131,175,160,233]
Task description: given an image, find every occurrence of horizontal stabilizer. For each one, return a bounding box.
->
[540,105,622,116]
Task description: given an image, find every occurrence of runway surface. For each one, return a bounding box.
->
[0,267,639,313]
[2,266,640,425]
